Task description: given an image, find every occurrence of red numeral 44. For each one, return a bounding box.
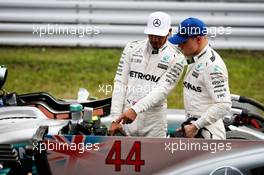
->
[105,141,145,172]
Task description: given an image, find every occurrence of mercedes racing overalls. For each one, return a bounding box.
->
[184,44,231,139]
[111,39,185,137]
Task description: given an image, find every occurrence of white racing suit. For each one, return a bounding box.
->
[111,39,185,137]
[184,44,232,139]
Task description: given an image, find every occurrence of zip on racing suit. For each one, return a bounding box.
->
[111,39,185,137]
[184,44,232,139]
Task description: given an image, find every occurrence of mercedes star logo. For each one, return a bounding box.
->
[153,19,161,27]
[210,166,244,175]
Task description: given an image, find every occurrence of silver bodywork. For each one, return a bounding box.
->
[155,147,264,175]
[0,106,68,143]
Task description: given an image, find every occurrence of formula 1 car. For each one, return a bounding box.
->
[0,65,264,175]
[0,65,263,143]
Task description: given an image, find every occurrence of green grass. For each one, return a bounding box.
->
[0,46,263,109]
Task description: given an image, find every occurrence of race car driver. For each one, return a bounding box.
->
[169,17,231,139]
[109,12,185,137]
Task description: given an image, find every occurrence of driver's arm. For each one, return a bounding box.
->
[130,54,185,115]
[194,63,232,129]
[110,43,131,122]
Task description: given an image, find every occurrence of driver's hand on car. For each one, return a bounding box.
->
[184,124,198,138]
[108,121,126,136]
[116,108,137,124]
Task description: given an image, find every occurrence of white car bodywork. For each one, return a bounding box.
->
[0,106,68,143]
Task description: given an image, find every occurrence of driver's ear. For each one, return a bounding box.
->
[196,36,202,44]
[168,28,172,37]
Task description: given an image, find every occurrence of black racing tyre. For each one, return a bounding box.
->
[226,130,262,140]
